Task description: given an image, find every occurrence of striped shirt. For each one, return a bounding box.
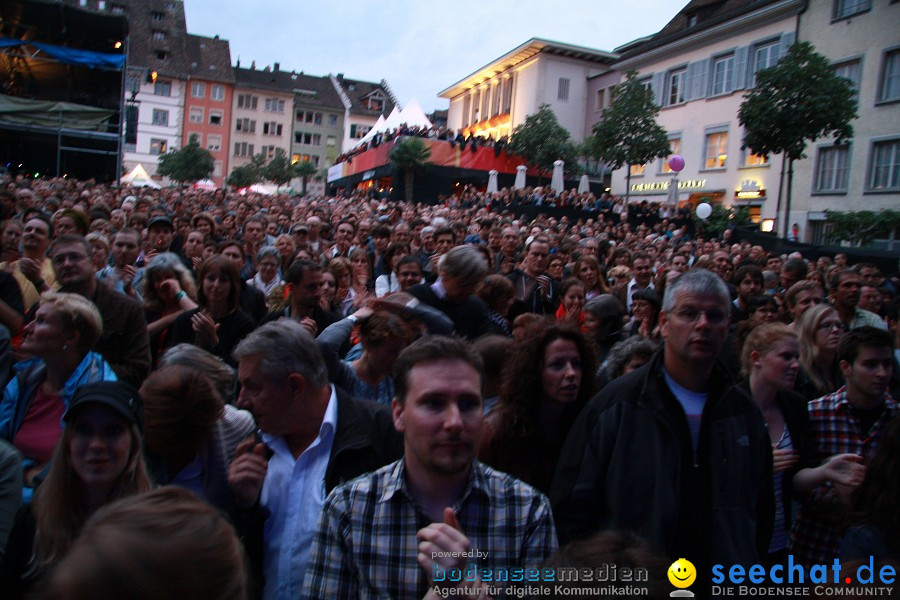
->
[301,459,558,600]
[789,387,897,565]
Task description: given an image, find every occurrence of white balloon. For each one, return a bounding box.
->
[696,203,712,220]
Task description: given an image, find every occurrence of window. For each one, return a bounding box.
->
[711,54,735,96]
[191,82,205,98]
[150,138,167,155]
[557,78,570,102]
[263,122,283,136]
[233,142,255,157]
[833,0,871,20]
[153,81,171,96]
[211,85,225,101]
[264,98,285,112]
[879,50,900,103]
[595,88,605,111]
[704,131,728,169]
[237,94,257,109]
[661,138,682,173]
[209,110,223,126]
[814,145,850,192]
[236,118,256,133]
[151,109,168,127]
[868,140,900,191]
[833,59,862,94]
[630,164,646,176]
[152,30,166,42]
[667,69,687,105]
[207,135,221,152]
[329,114,338,127]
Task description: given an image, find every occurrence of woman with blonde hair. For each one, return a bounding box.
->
[0,293,116,497]
[0,381,151,598]
[795,303,845,400]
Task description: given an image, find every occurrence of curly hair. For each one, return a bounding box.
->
[497,322,596,438]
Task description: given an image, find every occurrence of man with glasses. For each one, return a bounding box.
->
[552,269,773,590]
[48,235,150,386]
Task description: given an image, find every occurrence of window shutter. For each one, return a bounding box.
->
[651,72,665,106]
[733,46,749,90]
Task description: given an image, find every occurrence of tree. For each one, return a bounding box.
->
[156,134,214,183]
[226,154,265,188]
[739,41,857,239]
[507,104,574,183]
[294,160,318,195]
[263,149,294,187]
[389,137,431,203]
[825,209,900,247]
[587,71,670,200]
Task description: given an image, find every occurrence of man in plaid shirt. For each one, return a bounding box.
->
[790,327,897,565]
[301,336,558,600]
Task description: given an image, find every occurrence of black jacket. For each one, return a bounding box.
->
[551,350,774,580]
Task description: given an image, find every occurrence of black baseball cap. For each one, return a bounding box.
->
[64,381,144,431]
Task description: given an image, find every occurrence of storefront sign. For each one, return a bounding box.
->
[631,179,706,193]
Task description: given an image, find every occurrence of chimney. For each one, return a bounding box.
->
[274,62,280,72]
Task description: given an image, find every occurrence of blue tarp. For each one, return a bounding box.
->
[0,37,125,69]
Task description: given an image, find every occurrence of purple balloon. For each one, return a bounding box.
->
[668,155,685,172]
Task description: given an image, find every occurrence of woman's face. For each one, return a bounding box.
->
[321,272,337,302]
[756,337,800,391]
[541,338,582,404]
[203,269,231,306]
[578,262,598,286]
[257,257,279,283]
[69,405,131,490]
[21,304,70,357]
[562,285,585,315]
[815,310,845,353]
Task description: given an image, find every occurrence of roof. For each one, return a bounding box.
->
[333,75,396,116]
[438,37,618,99]
[184,34,233,84]
[616,0,794,62]
[234,66,344,109]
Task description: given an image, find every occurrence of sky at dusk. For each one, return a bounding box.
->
[183,1,684,112]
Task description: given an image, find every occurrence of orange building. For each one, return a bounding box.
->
[181,34,233,187]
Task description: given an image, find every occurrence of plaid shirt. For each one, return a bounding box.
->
[789,387,897,565]
[301,459,558,600]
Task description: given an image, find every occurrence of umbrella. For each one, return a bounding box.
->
[550,160,564,194]
[514,165,527,190]
[487,170,498,194]
[578,174,590,194]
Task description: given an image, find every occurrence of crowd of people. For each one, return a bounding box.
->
[0,173,897,598]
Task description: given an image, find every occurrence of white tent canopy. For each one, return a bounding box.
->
[121,164,161,188]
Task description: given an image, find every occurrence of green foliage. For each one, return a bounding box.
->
[587,71,670,171]
[693,204,752,237]
[226,154,266,188]
[263,149,295,187]
[739,41,857,161]
[156,134,214,183]
[825,209,900,247]
[390,137,432,203]
[507,104,576,175]
[294,160,318,195]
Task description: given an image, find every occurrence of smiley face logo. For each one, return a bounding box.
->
[668,558,696,588]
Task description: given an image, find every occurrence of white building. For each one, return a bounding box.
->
[439,38,617,142]
[791,0,900,248]
[607,0,804,226]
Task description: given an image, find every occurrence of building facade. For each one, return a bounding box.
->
[791,0,900,248]
[439,39,617,142]
[607,0,803,225]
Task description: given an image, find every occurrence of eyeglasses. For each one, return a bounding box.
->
[671,308,728,325]
[817,320,847,332]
